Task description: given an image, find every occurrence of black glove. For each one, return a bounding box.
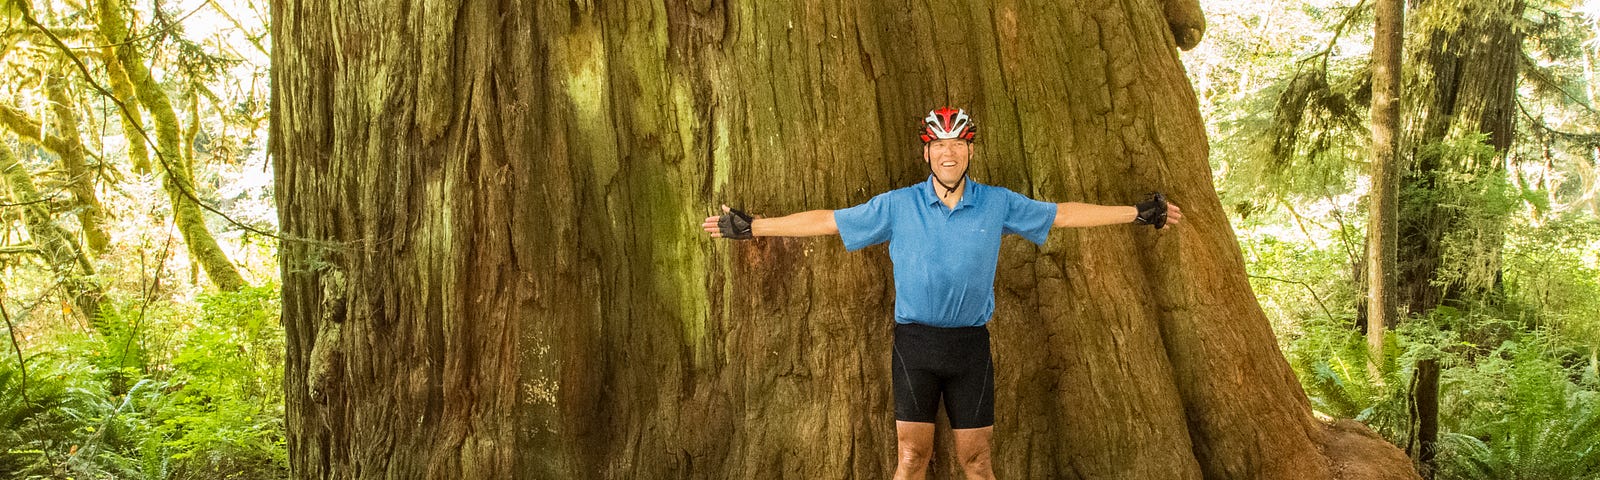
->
[1134,192,1168,229]
[718,207,755,240]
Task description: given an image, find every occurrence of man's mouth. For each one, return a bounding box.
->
[941,161,957,167]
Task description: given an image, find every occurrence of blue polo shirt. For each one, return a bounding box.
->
[834,176,1058,327]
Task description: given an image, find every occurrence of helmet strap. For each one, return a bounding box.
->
[934,169,966,198]
[924,147,968,198]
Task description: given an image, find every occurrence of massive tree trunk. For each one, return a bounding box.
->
[1397,0,1523,315]
[273,1,1419,478]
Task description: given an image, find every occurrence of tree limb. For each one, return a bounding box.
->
[0,244,42,254]
[0,104,77,156]
[0,280,28,405]
[1247,273,1341,325]
[1161,0,1207,50]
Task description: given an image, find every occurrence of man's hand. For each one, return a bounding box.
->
[701,204,755,239]
[1134,193,1184,229]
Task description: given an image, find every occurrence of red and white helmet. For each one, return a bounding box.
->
[920,107,977,143]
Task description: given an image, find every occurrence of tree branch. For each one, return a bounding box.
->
[0,244,42,254]
[62,1,209,51]
[0,280,29,406]
[15,0,281,245]
[0,195,64,208]
[1247,273,1341,324]
[1300,0,1372,72]
[0,104,78,156]
[204,0,267,55]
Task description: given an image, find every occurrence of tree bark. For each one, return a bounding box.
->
[103,50,151,175]
[1368,0,1403,374]
[273,1,1421,479]
[96,0,248,291]
[45,76,112,254]
[1397,0,1524,315]
[1409,358,1439,479]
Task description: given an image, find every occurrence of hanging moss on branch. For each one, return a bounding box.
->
[95,0,247,292]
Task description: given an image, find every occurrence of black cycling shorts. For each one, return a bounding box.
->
[892,322,994,429]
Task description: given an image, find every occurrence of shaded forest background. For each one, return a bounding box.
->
[0,0,1596,478]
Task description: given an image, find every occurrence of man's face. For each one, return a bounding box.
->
[924,138,972,186]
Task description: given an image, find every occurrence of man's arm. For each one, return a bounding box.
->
[1052,201,1183,228]
[701,204,839,238]
[753,209,840,237]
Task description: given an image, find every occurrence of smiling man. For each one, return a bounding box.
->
[700,107,1182,480]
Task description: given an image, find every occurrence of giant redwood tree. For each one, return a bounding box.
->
[1396,0,1525,315]
[273,1,1421,478]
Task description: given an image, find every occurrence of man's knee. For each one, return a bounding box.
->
[959,447,992,472]
[897,442,933,466]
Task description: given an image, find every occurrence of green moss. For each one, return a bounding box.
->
[0,140,103,324]
[105,51,150,174]
[100,0,246,291]
[561,22,620,186]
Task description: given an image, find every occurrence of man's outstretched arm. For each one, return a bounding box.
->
[701,204,839,238]
[1052,200,1183,228]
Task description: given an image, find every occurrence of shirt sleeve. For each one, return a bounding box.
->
[833,193,895,251]
[1002,189,1058,246]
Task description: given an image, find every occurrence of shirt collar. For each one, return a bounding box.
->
[921,175,981,209]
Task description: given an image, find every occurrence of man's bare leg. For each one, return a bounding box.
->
[953,426,995,480]
[894,421,936,480]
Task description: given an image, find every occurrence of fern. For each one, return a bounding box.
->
[1438,391,1600,479]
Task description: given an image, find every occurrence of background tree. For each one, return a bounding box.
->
[43,75,111,255]
[1396,6,1526,474]
[1368,0,1404,378]
[95,0,248,292]
[1186,0,1600,477]
[273,1,1420,478]
[1395,0,1526,317]
[1,0,280,476]
[0,140,101,325]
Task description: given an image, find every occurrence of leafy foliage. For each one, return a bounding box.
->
[1434,337,1600,479]
[1190,0,1600,473]
[1,286,286,480]
[1250,216,1600,479]
[2,0,277,475]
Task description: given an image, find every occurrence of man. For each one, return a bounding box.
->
[699,107,1182,480]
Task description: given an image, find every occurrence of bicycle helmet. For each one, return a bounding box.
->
[920,107,977,143]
